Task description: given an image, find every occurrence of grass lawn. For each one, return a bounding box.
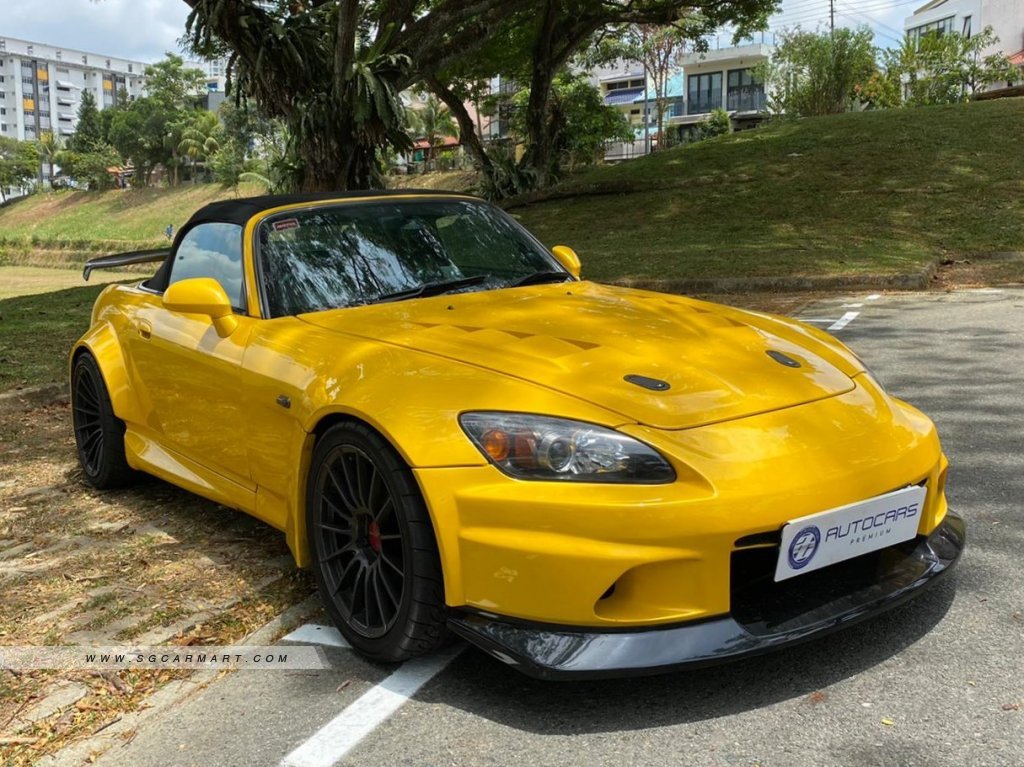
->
[0,265,119,300]
[0,283,109,390]
[512,98,1024,282]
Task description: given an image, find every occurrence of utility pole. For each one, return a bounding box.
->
[643,61,651,156]
[829,0,835,36]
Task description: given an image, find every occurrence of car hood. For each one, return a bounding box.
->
[299,282,858,430]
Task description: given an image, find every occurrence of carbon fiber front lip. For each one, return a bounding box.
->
[448,513,966,680]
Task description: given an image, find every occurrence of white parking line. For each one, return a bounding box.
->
[840,303,864,308]
[280,624,351,649]
[281,646,463,767]
[866,294,881,301]
[828,311,860,332]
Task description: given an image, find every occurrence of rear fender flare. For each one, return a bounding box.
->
[70,323,141,426]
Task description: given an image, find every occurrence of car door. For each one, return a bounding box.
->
[125,221,255,487]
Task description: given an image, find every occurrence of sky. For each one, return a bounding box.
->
[2,0,922,65]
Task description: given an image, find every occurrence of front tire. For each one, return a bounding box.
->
[306,421,448,662]
[71,353,136,489]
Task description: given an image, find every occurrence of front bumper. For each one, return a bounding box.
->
[448,512,965,680]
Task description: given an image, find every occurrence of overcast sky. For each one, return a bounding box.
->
[3,0,915,64]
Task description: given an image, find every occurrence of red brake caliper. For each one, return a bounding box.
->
[368,520,382,553]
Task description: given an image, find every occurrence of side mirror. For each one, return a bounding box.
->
[551,245,581,280]
[163,278,238,337]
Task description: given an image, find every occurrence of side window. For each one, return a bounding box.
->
[168,223,245,310]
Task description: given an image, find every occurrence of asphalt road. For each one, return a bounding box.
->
[70,288,1024,767]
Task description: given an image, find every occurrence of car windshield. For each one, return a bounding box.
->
[257,199,566,317]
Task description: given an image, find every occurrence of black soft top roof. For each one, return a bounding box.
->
[186,189,476,227]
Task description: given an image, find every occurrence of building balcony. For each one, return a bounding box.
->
[677,42,772,68]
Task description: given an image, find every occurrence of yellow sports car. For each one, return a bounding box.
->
[73,192,964,679]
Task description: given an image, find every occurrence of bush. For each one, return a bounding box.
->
[699,109,732,140]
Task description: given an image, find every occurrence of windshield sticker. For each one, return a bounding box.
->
[274,218,300,232]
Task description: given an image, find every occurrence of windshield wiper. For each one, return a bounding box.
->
[511,271,573,288]
[374,275,488,304]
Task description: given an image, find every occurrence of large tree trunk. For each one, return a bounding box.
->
[519,0,559,188]
[427,76,495,181]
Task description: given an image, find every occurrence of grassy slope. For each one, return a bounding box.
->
[513,98,1024,281]
[0,183,262,255]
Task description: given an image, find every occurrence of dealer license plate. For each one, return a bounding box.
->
[774,485,927,582]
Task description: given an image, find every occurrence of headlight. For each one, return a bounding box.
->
[459,412,675,484]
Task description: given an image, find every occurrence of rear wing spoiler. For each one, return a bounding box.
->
[83,249,170,281]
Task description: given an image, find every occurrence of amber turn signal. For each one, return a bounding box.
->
[480,429,511,461]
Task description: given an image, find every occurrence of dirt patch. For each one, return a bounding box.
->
[0,401,314,765]
[930,252,1024,291]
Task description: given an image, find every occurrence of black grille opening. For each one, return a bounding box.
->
[731,537,925,636]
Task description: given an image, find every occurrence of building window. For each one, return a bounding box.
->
[688,72,722,114]
[727,68,765,112]
[82,55,88,65]
[57,67,68,74]
[56,50,62,61]
[908,16,955,47]
[27,45,33,55]
[606,78,646,92]
[962,15,972,37]
[0,41,6,52]
[128,64,133,73]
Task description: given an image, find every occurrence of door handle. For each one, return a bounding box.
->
[135,319,152,339]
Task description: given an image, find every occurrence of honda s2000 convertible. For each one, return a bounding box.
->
[72,191,964,678]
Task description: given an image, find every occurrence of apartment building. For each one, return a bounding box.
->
[0,36,147,163]
[904,0,1023,56]
[595,40,772,160]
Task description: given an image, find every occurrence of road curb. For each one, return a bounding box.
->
[604,262,937,295]
[0,382,67,414]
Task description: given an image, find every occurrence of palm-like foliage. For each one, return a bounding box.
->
[178,111,223,182]
[36,132,64,185]
[407,95,457,170]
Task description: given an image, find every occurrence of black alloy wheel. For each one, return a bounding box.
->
[307,422,447,661]
[71,353,136,489]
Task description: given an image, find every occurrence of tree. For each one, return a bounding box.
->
[104,54,209,186]
[429,1,774,195]
[68,91,103,152]
[36,132,64,185]
[407,96,457,171]
[145,54,207,109]
[759,27,878,116]
[182,0,775,193]
[510,71,632,169]
[883,26,1016,106]
[630,25,688,150]
[178,110,223,182]
[183,0,524,191]
[54,143,122,190]
[0,137,39,201]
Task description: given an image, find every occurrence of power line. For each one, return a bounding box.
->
[835,0,908,39]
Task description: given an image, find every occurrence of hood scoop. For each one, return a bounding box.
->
[624,374,671,392]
